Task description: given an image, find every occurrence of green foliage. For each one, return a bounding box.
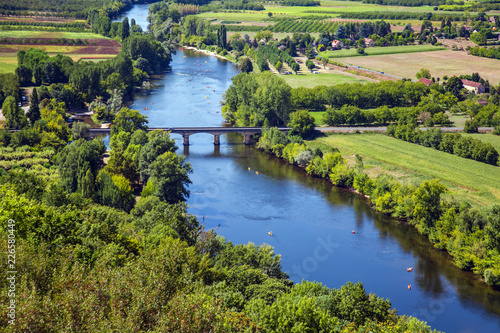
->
[111,107,148,136]
[2,95,27,129]
[71,122,91,141]
[138,130,177,183]
[287,110,316,138]
[149,151,193,203]
[222,72,292,127]
[56,138,105,194]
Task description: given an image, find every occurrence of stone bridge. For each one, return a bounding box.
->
[89,127,291,145]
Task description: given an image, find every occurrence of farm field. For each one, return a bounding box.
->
[340,50,500,82]
[0,31,109,39]
[266,2,437,14]
[281,71,370,88]
[0,54,17,73]
[308,132,500,207]
[320,45,446,58]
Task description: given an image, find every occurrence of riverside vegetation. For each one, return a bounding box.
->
[221,71,500,288]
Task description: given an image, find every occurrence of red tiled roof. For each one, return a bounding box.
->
[461,79,484,88]
[418,78,433,86]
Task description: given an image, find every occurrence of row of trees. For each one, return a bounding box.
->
[388,124,499,165]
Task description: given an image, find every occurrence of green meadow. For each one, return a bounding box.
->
[320,45,446,59]
[308,132,500,207]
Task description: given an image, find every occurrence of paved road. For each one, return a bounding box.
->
[317,126,494,133]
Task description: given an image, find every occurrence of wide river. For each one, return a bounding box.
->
[116,6,500,332]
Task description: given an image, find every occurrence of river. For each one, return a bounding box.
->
[116,6,500,332]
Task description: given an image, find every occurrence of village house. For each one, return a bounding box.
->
[364,38,375,47]
[331,40,343,49]
[461,79,485,94]
[418,78,433,87]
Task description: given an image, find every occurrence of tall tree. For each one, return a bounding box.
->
[121,17,130,41]
[2,96,27,129]
[26,88,40,126]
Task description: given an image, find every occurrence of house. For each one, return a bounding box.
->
[478,99,488,106]
[418,78,433,87]
[331,40,343,49]
[461,79,485,94]
[364,38,375,47]
[489,16,496,24]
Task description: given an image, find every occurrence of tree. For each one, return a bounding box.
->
[149,151,193,203]
[412,179,447,232]
[139,130,178,183]
[288,110,315,138]
[291,63,300,74]
[445,76,464,99]
[121,17,130,41]
[26,88,40,126]
[335,25,346,39]
[321,57,328,68]
[15,65,32,86]
[255,30,273,42]
[306,60,315,71]
[416,68,431,80]
[240,57,253,73]
[2,96,27,130]
[111,107,148,135]
[71,122,91,141]
[275,61,283,73]
[56,139,105,194]
[356,47,365,55]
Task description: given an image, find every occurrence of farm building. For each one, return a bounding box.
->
[461,79,485,94]
[418,78,433,86]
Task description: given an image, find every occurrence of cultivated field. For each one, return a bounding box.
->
[320,45,446,58]
[0,31,109,39]
[308,133,500,207]
[0,54,17,73]
[340,50,500,83]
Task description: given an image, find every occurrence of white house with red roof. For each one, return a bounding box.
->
[461,79,485,94]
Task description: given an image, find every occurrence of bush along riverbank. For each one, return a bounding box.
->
[257,127,500,287]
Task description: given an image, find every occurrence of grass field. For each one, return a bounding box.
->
[310,111,326,125]
[340,50,500,83]
[0,31,109,39]
[307,132,500,207]
[320,45,446,58]
[281,71,370,88]
[0,55,18,73]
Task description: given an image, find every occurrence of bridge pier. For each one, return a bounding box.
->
[213,134,220,145]
[183,134,190,146]
[243,134,252,145]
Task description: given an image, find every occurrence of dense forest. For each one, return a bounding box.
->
[0,0,132,18]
